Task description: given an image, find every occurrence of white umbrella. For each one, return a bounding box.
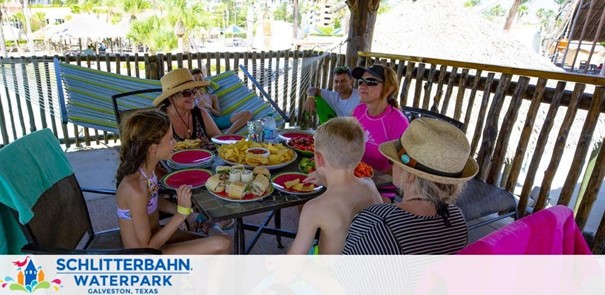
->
[48,14,124,41]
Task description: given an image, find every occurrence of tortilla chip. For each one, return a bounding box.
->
[284,178,300,189]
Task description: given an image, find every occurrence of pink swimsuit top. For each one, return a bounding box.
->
[116,168,159,220]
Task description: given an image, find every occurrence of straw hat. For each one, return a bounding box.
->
[153,68,210,106]
[379,118,478,184]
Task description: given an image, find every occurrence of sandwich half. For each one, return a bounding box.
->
[250,174,270,196]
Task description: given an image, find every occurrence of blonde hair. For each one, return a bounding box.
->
[314,117,365,169]
[413,177,464,205]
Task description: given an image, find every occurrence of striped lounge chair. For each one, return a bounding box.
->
[56,59,285,134]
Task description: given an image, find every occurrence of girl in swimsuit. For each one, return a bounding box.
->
[115,110,231,254]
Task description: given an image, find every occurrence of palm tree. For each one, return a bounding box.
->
[122,0,151,22]
[20,0,35,54]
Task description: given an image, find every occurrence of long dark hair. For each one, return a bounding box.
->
[116,110,170,186]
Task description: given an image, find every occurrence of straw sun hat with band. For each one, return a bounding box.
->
[379,117,478,185]
[153,68,210,106]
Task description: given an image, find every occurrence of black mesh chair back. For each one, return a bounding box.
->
[0,129,160,254]
[112,88,162,134]
[402,106,464,130]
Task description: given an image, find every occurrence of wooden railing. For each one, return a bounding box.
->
[2,50,605,253]
[0,50,345,148]
[358,51,605,253]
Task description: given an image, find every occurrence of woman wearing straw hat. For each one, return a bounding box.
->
[351,64,409,203]
[154,68,235,232]
[342,118,478,254]
[153,68,221,150]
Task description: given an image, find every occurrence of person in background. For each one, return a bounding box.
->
[115,110,231,254]
[190,69,253,134]
[288,118,382,255]
[352,64,409,173]
[342,118,477,254]
[304,66,361,118]
[154,68,221,151]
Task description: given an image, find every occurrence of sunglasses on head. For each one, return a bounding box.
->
[178,88,198,97]
[358,78,382,87]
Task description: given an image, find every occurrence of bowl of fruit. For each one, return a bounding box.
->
[299,157,374,178]
[286,136,315,157]
[298,157,316,174]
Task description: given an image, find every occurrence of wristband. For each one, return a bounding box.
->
[177,205,192,216]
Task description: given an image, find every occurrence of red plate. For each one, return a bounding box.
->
[278,131,314,141]
[161,169,212,189]
[211,134,245,145]
[170,149,213,165]
[271,172,323,195]
[208,185,274,203]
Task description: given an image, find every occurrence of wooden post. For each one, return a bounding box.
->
[440,66,458,115]
[476,73,512,182]
[401,61,415,105]
[345,0,380,67]
[505,78,547,193]
[576,137,605,230]
[486,76,530,185]
[413,63,425,108]
[469,72,495,155]
[558,87,604,206]
[431,65,448,112]
[462,69,483,133]
[534,83,585,212]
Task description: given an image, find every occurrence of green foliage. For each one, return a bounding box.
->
[31,12,47,32]
[274,1,289,22]
[517,4,528,17]
[536,8,555,28]
[377,3,391,14]
[483,4,506,20]
[554,0,567,5]
[464,0,481,7]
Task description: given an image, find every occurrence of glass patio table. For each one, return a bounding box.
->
[191,157,324,254]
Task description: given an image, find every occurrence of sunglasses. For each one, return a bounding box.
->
[178,88,198,97]
[358,78,383,87]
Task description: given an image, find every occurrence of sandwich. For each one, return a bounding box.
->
[253,166,271,177]
[216,166,233,181]
[250,174,270,196]
[205,174,225,193]
[228,182,247,199]
[241,169,254,183]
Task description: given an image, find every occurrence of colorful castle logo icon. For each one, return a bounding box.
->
[1,256,62,293]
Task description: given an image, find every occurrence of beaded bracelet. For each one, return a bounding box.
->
[177,205,192,216]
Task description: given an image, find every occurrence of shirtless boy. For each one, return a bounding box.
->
[288,117,382,254]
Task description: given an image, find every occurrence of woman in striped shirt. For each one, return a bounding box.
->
[342,118,479,255]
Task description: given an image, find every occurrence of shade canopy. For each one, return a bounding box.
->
[569,0,605,42]
[44,15,124,41]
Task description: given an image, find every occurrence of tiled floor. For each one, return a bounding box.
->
[67,146,510,254]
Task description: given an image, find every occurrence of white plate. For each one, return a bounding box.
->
[219,152,297,170]
[211,134,246,145]
[271,172,323,196]
[207,185,274,203]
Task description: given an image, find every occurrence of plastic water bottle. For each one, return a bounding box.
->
[263,113,277,143]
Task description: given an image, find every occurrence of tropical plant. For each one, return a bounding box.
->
[464,0,481,7]
[483,4,506,21]
[122,0,151,21]
[0,0,7,57]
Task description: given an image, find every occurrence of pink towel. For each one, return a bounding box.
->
[458,205,592,254]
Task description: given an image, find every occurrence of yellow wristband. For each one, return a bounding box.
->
[177,205,192,216]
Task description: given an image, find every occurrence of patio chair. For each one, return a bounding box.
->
[401,106,517,230]
[0,129,160,254]
[401,106,464,130]
[458,205,591,254]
